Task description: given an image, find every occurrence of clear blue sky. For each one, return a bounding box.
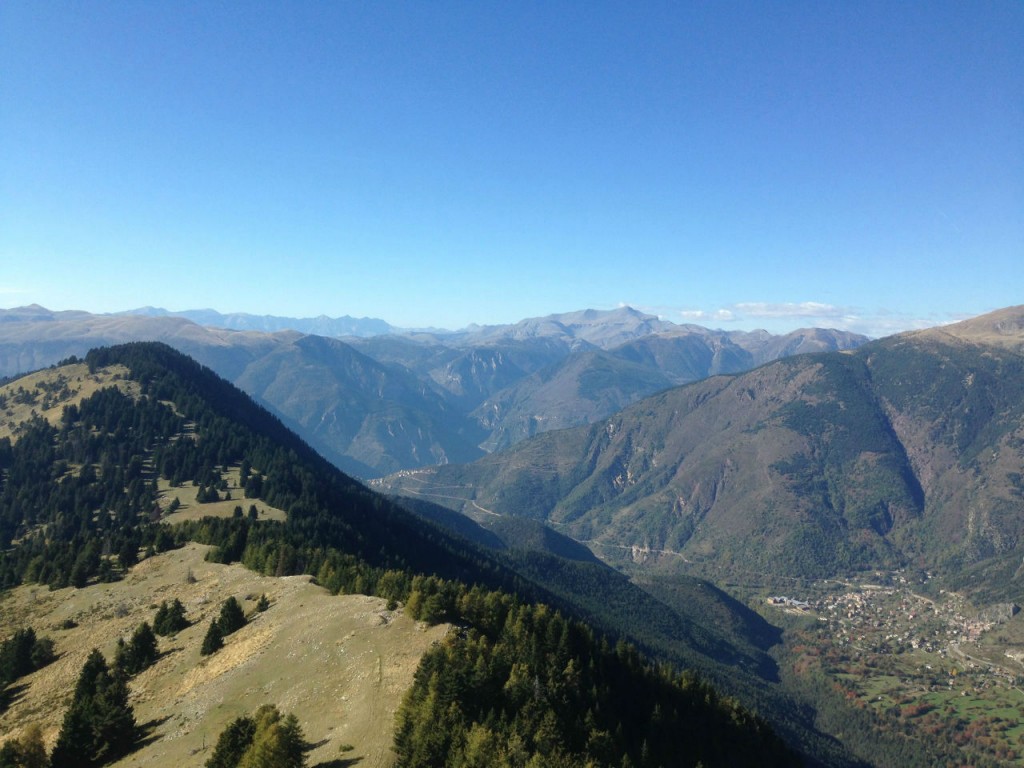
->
[1,1,1021,337]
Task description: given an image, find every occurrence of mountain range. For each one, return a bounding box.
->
[0,341,807,766]
[0,304,866,477]
[119,305,399,336]
[3,303,1022,766]
[378,306,1024,597]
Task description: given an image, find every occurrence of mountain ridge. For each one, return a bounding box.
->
[0,304,868,477]
[118,305,398,337]
[905,304,1024,352]
[378,305,1024,595]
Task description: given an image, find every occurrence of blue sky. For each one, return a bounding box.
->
[1,2,1021,337]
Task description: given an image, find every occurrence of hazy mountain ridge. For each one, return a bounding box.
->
[120,305,397,337]
[469,324,867,453]
[451,306,675,348]
[380,306,1024,596]
[0,305,867,478]
[0,307,482,477]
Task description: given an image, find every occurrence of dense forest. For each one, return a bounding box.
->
[0,342,799,766]
[395,583,789,767]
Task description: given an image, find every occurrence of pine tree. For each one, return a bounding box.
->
[217,596,247,636]
[275,713,306,768]
[72,648,108,701]
[51,649,136,767]
[0,742,20,768]
[112,637,131,677]
[131,621,158,666]
[89,672,136,761]
[29,635,55,670]
[114,622,159,677]
[19,724,48,768]
[206,715,256,768]
[154,598,190,635]
[207,705,306,768]
[118,537,139,569]
[201,619,224,656]
[0,628,37,684]
[0,725,45,768]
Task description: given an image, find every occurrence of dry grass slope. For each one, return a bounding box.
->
[0,543,448,768]
[0,363,137,443]
[911,305,1024,352]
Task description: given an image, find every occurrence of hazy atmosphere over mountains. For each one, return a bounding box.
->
[1,2,1022,766]
[0,304,867,477]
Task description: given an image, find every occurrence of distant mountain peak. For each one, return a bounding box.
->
[456,306,672,349]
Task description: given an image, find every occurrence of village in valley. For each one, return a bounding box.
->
[769,579,1017,655]
[768,574,1024,763]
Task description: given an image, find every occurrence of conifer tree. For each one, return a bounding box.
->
[206,714,256,768]
[217,596,247,636]
[0,724,47,768]
[201,619,224,656]
[153,598,189,636]
[0,628,33,684]
[114,621,159,677]
[206,705,306,768]
[51,649,136,767]
[18,724,47,768]
[0,741,17,767]
[89,672,136,760]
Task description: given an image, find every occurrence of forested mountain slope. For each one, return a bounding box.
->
[0,342,801,767]
[380,306,1024,596]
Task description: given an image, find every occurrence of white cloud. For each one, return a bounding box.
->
[677,308,735,322]
[639,301,970,339]
[733,301,849,319]
[676,303,852,326]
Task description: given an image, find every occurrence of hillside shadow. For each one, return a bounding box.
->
[312,759,363,767]
[133,714,173,750]
[156,646,183,662]
[0,682,29,715]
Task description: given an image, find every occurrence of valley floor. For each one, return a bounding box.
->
[767,574,1024,766]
